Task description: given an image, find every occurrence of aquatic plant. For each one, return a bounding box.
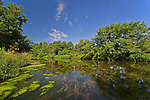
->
[40,80,55,96]
[0,73,34,99]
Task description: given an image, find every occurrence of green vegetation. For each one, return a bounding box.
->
[93,21,150,61]
[30,22,150,62]
[40,80,55,96]
[0,64,55,99]
[0,0,150,81]
[0,1,31,52]
[0,0,150,99]
[0,48,32,79]
[0,1,32,80]
[30,41,74,60]
[0,73,33,99]
[34,60,150,100]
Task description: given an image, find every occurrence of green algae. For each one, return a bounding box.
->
[0,61,50,99]
[40,80,55,96]
[12,87,28,97]
[28,83,40,91]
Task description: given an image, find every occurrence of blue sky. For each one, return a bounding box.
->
[4,0,150,44]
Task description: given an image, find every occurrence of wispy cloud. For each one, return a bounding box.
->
[56,0,65,21]
[68,21,72,27]
[55,0,73,27]
[48,29,68,41]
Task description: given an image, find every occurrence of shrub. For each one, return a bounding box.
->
[129,53,150,62]
[0,48,32,79]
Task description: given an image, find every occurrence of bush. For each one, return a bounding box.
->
[0,48,32,79]
[55,55,72,59]
[129,53,150,62]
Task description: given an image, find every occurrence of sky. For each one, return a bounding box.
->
[3,0,150,44]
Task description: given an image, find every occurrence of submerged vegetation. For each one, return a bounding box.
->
[0,64,56,99]
[1,60,149,99]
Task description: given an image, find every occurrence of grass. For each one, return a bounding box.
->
[0,48,32,79]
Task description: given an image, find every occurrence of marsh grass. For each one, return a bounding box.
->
[0,48,32,79]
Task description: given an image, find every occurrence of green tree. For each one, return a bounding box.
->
[67,41,74,50]
[74,39,94,60]
[93,21,150,61]
[0,1,30,51]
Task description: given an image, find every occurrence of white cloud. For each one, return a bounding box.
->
[56,0,65,21]
[61,32,68,37]
[48,29,68,41]
[68,21,72,27]
[55,0,73,27]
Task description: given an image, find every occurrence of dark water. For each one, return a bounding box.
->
[0,60,150,100]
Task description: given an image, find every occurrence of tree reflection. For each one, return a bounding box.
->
[1,60,149,100]
[45,60,150,100]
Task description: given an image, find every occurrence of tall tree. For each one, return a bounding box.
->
[0,1,29,51]
[93,21,150,61]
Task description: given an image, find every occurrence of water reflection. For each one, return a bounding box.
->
[0,60,150,100]
[43,60,150,100]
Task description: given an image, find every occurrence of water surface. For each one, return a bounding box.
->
[0,60,150,100]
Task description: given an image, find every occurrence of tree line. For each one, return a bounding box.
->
[0,1,150,62]
[31,21,150,62]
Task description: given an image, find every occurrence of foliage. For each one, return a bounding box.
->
[30,41,75,60]
[93,21,150,61]
[0,48,32,79]
[1,2,149,63]
[74,39,95,60]
[0,0,31,52]
[30,21,150,62]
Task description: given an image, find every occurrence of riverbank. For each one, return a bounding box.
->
[20,62,46,70]
[0,48,45,80]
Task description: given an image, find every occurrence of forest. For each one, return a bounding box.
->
[0,1,150,79]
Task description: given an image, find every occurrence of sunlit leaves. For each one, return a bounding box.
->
[94,21,150,61]
[0,1,30,51]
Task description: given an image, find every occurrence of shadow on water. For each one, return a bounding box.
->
[0,60,150,100]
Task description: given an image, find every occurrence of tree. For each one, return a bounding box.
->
[0,1,30,51]
[93,21,150,61]
[74,39,94,60]
[67,42,74,50]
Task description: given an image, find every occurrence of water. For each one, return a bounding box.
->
[0,60,150,100]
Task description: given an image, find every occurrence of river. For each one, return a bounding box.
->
[0,60,150,100]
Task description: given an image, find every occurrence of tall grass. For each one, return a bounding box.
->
[0,48,32,79]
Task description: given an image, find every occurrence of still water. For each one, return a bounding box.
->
[0,60,150,100]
